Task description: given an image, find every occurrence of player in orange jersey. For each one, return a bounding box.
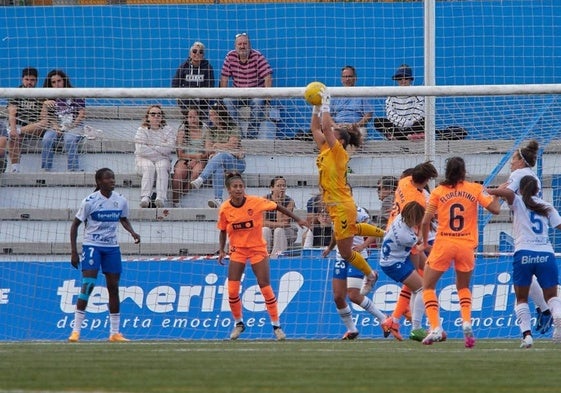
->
[310,87,386,297]
[419,156,500,348]
[382,161,438,341]
[217,172,308,341]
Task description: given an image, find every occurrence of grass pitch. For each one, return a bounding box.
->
[0,339,559,393]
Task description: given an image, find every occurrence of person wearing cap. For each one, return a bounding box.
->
[220,32,273,139]
[171,41,215,121]
[376,175,398,228]
[6,67,46,173]
[373,64,425,140]
[331,65,374,140]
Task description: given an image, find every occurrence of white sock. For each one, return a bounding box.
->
[359,297,386,323]
[547,296,561,319]
[337,305,357,332]
[110,313,120,335]
[72,310,85,333]
[411,289,425,330]
[529,276,549,310]
[514,302,532,335]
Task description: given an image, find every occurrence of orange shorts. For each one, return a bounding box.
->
[229,246,269,265]
[425,241,475,273]
[327,200,358,241]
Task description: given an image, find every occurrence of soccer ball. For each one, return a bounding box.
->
[304,81,326,106]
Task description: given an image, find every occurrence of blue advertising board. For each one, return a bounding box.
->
[0,251,530,341]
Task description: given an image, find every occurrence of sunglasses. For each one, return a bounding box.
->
[235,32,247,38]
[149,112,162,117]
[191,49,204,55]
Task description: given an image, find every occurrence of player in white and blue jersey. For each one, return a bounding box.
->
[379,201,426,341]
[489,175,561,348]
[323,207,386,340]
[68,168,141,343]
[501,140,552,334]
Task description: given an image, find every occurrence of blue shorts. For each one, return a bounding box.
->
[513,250,558,288]
[381,256,415,283]
[332,258,364,280]
[81,245,123,274]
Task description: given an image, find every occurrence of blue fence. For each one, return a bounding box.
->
[0,252,537,341]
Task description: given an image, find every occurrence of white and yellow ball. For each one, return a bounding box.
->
[304,81,326,106]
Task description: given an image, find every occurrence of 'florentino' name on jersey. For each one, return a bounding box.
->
[75,190,129,247]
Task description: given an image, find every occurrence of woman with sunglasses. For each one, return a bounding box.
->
[172,41,215,120]
[134,105,176,208]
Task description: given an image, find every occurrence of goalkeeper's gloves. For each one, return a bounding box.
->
[312,105,321,116]
[319,87,331,113]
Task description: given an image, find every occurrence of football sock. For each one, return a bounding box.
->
[392,285,411,319]
[359,297,386,323]
[110,313,120,335]
[547,296,561,319]
[228,280,243,320]
[422,288,440,330]
[515,302,532,334]
[260,285,280,324]
[458,287,472,324]
[72,310,85,333]
[529,276,549,311]
[337,305,357,332]
[356,223,385,238]
[347,251,372,276]
[411,288,425,330]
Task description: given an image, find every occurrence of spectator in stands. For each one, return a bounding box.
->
[40,70,86,172]
[134,105,176,208]
[302,194,333,248]
[190,101,246,208]
[331,66,373,140]
[376,175,398,229]
[373,64,425,140]
[171,41,215,120]
[171,107,209,208]
[220,32,273,139]
[325,206,388,340]
[68,167,140,343]
[262,176,298,258]
[7,67,45,173]
[419,156,500,347]
[217,172,308,340]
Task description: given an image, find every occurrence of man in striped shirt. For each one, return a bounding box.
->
[373,64,425,141]
[220,33,273,138]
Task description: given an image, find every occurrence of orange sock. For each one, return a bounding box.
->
[392,285,411,319]
[356,222,385,238]
[260,285,280,325]
[228,280,243,321]
[458,287,472,324]
[423,288,440,330]
[348,250,372,276]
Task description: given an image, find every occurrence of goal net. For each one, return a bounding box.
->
[1,1,561,342]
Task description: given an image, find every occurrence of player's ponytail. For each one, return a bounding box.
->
[519,175,550,217]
